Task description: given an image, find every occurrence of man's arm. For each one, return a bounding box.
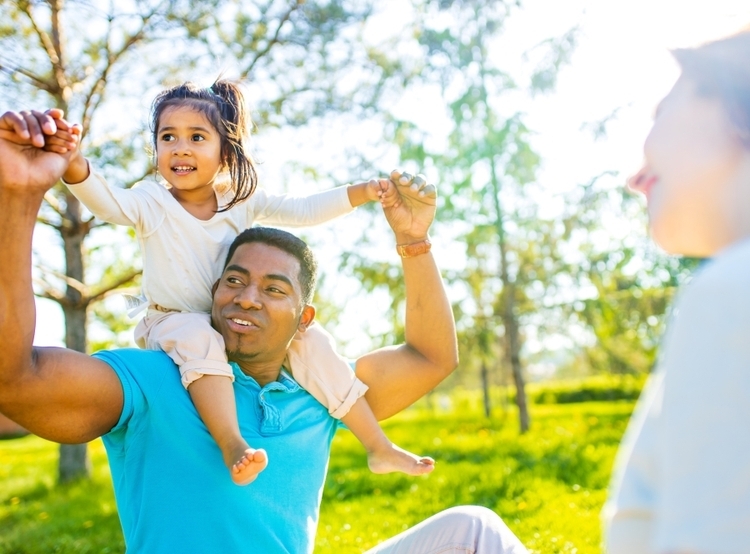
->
[0,110,123,443]
[355,171,458,420]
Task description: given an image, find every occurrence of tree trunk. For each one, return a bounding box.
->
[480,361,491,418]
[503,302,530,433]
[490,160,530,434]
[58,191,90,483]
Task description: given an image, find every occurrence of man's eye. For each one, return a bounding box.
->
[268,287,284,294]
[227,277,242,285]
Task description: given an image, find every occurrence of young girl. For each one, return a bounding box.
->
[603,30,750,552]
[54,80,434,485]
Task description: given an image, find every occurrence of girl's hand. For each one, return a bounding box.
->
[363,178,400,208]
[41,110,82,155]
[38,110,89,184]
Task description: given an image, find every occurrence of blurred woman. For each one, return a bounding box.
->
[604,29,750,554]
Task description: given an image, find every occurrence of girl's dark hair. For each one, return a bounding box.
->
[150,80,258,211]
[673,29,750,145]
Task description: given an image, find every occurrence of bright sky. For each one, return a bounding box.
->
[32,0,750,351]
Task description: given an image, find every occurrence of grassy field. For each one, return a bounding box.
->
[0,400,634,553]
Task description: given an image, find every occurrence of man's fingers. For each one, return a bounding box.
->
[389,168,437,200]
[420,183,437,199]
[0,128,32,145]
[21,111,49,147]
[33,110,58,135]
[0,111,31,140]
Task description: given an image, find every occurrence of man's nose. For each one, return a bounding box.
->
[234,285,262,309]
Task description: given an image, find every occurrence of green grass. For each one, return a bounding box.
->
[0,401,634,553]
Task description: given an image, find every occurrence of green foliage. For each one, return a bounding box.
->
[561,175,703,374]
[527,374,646,405]
[418,374,646,409]
[0,402,634,553]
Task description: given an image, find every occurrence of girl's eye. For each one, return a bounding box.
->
[161,133,174,142]
[192,134,204,142]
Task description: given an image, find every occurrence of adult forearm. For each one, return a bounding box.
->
[399,237,458,374]
[0,190,45,389]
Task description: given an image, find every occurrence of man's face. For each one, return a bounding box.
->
[211,242,313,368]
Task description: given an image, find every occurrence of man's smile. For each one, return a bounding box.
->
[225,314,262,332]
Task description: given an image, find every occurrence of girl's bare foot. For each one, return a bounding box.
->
[367,443,435,475]
[224,443,268,486]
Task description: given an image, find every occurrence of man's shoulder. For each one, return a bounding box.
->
[94,347,173,365]
[94,348,177,388]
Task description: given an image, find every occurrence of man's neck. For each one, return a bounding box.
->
[233,358,286,387]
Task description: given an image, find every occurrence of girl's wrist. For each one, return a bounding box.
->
[63,156,90,185]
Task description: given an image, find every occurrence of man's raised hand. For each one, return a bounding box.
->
[381,169,437,242]
[0,110,79,195]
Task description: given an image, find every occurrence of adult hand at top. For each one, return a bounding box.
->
[382,169,437,242]
[0,109,79,196]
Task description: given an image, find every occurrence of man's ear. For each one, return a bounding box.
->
[211,279,219,297]
[297,304,316,332]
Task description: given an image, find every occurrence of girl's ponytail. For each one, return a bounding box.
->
[151,79,258,212]
[208,80,258,210]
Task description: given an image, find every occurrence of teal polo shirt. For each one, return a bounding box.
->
[97,349,340,553]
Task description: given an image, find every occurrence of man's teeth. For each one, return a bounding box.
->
[232,318,253,326]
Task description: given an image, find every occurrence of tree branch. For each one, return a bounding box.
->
[81,8,159,132]
[49,0,70,106]
[17,0,67,100]
[35,265,86,297]
[0,62,57,94]
[240,2,300,79]
[88,268,142,304]
[32,276,68,305]
[43,190,66,219]
[36,215,62,231]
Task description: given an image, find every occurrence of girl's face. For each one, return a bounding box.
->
[629,75,750,257]
[156,105,224,196]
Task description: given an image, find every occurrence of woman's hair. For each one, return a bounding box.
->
[673,29,750,145]
[150,80,258,211]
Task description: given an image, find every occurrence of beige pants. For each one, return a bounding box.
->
[365,506,528,554]
[135,309,368,419]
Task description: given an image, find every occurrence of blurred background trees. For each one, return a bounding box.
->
[0,0,686,476]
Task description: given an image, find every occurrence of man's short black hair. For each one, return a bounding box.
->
[224,227,318,305]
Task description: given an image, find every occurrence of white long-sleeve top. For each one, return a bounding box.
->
[67,170,354,314]
[603,237,750,554]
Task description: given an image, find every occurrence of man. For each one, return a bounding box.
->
[0,109,528,553]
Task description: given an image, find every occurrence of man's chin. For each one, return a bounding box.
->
[226,348,260,363]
